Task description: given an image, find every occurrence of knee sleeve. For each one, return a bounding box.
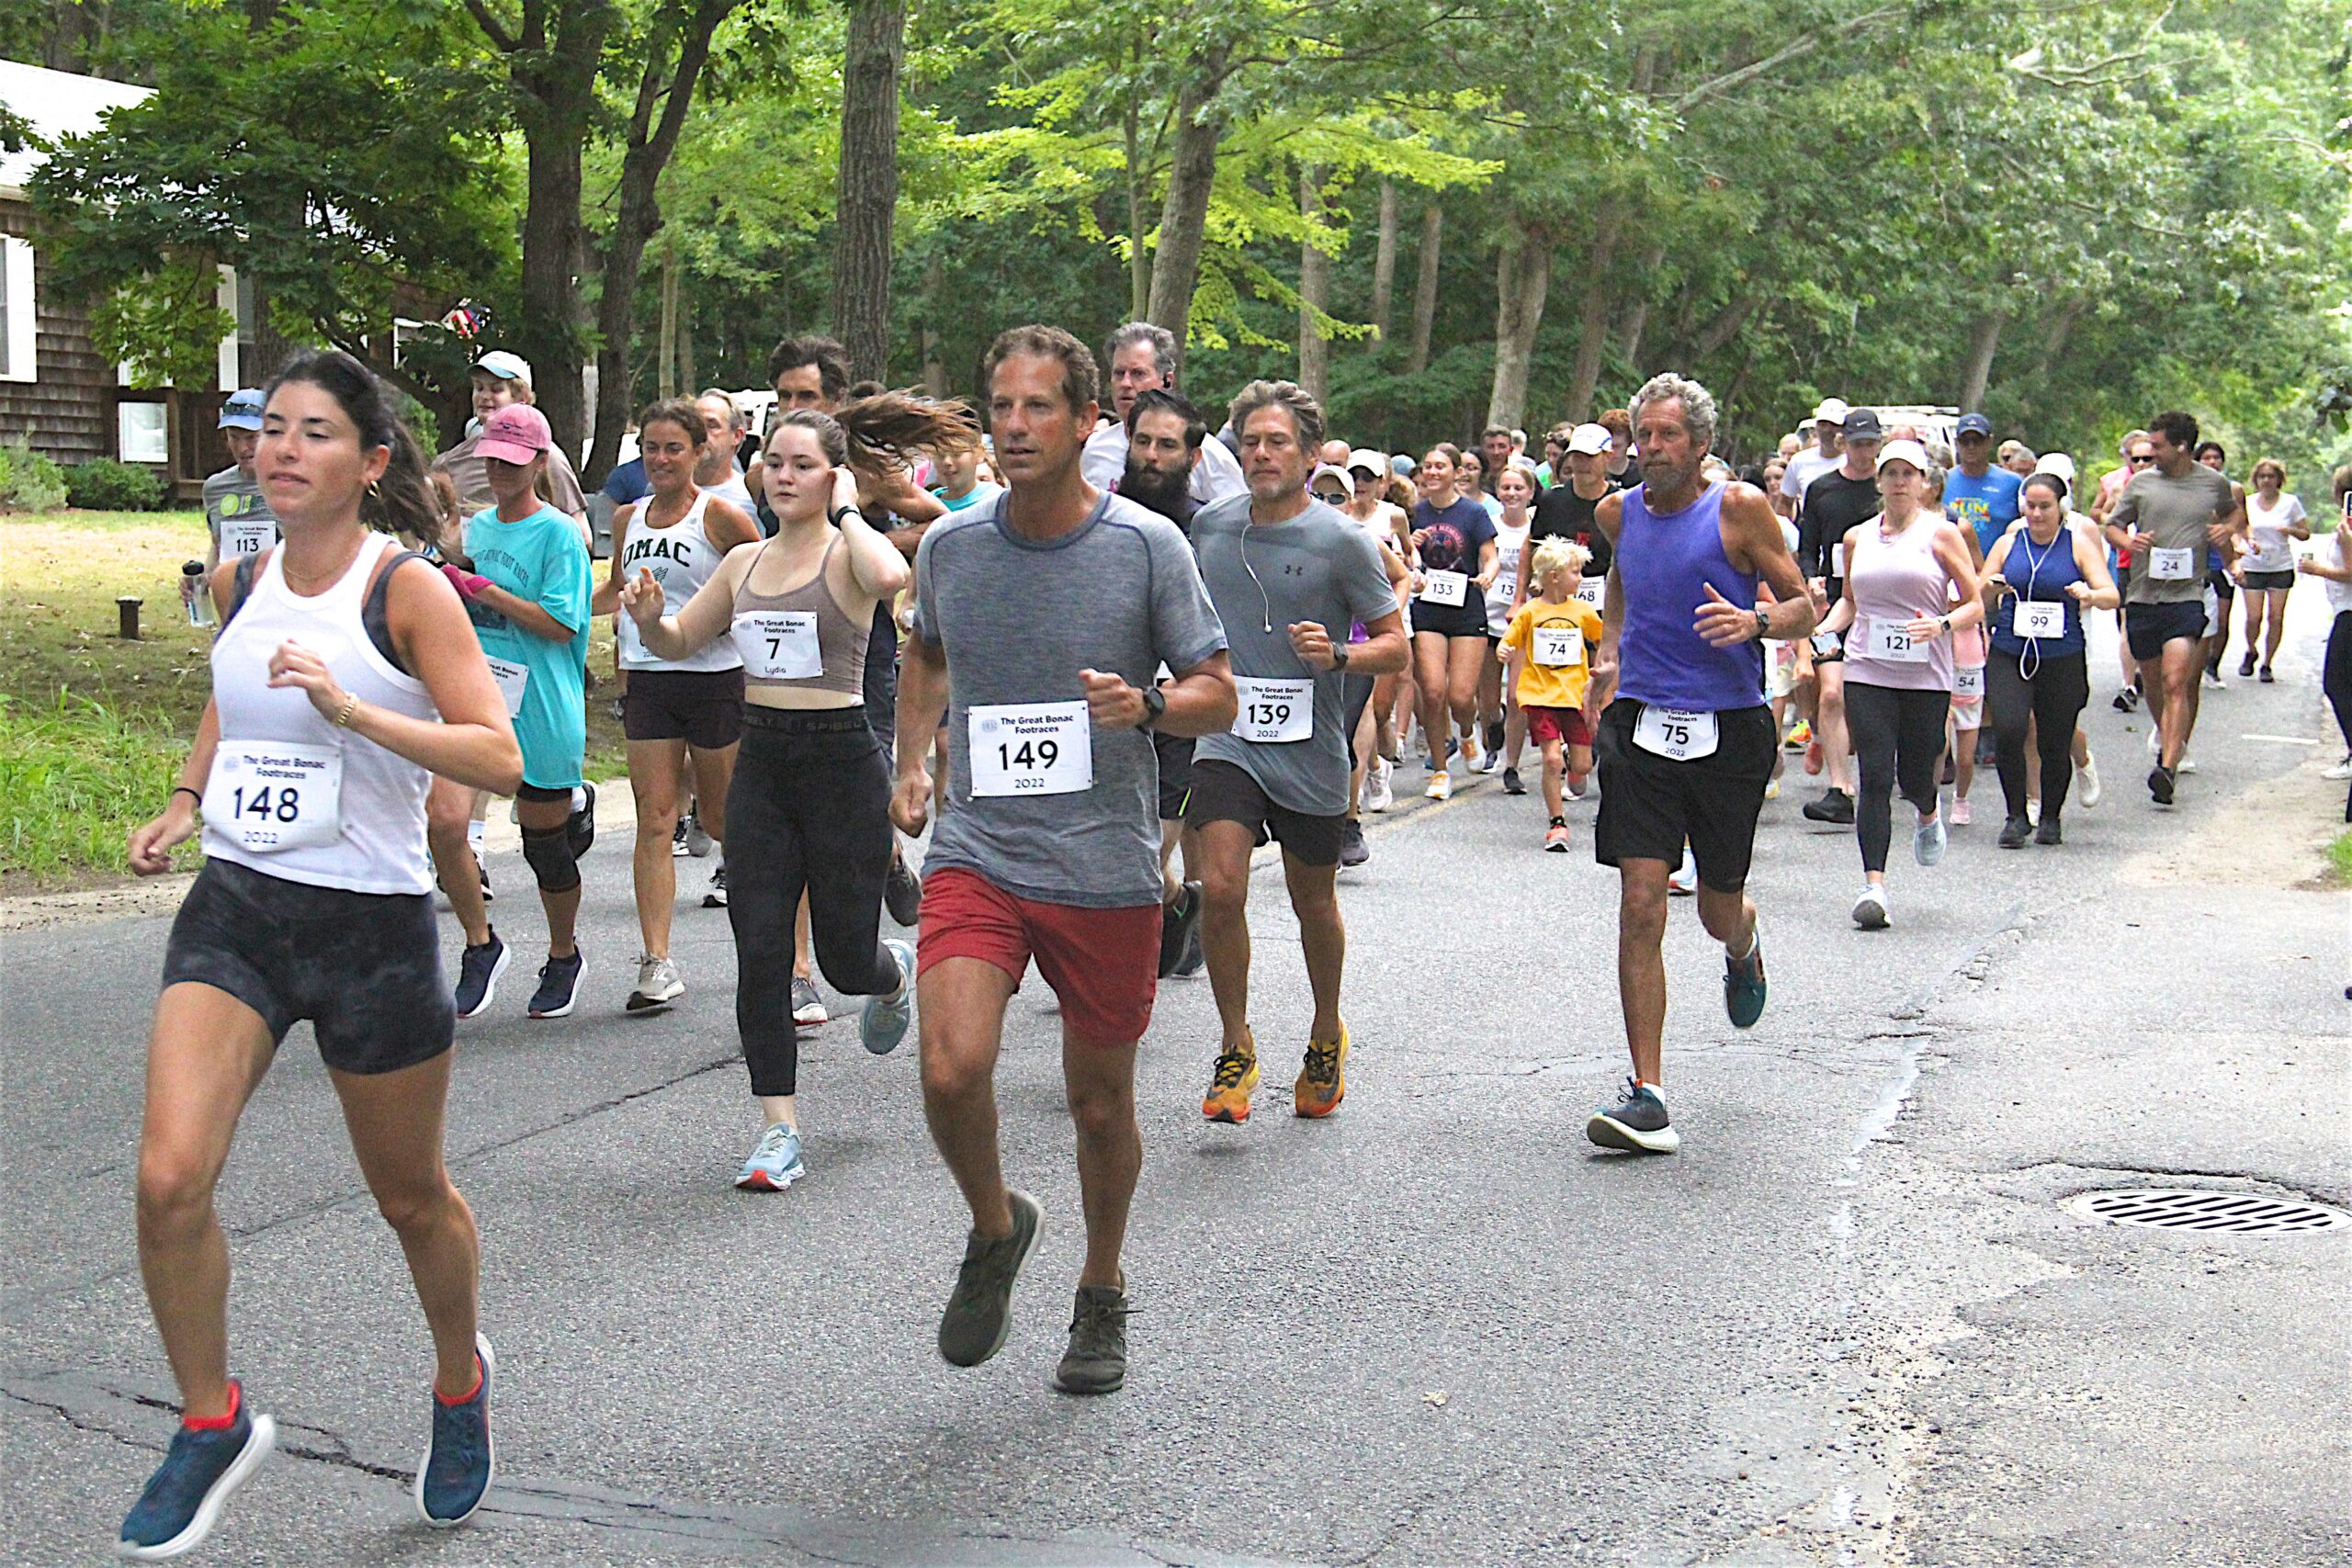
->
[521,824,581,894]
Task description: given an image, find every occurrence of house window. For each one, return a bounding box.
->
[1,235,36,383]
[119,400,169,463]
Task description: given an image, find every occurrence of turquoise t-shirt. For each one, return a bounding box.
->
[1944,467,2023,558]
[464,504,591,789]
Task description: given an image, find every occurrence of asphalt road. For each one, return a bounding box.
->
[6,600,2346,1567]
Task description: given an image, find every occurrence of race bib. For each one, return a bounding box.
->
[2012,599,2066,639]
[2149,547,2194,581]
[731,611,821,681]
[1632,705,1718,761]
[1828,542,1846,580]
[1420,570,1469,607]
[968,701,1092,796]
[1532,626,1585,667]
[1232,677,1314,743]
[1865,619,1931,663]
[485,655,529,717]
[1575,576,1606,606]
[220,517,276,558]
[1953,664,1984,699]
[202,740,343,852]
[1493,570,1518,604]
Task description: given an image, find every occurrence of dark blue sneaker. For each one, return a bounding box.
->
[118,1383,276,1561]
[1724,916,1767,1030]
[415,1335,495,1528]
[527,948,583,1019]
[1586,1077,1680,1155]
[454,929,509,1021]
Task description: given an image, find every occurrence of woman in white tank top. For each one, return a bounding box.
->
[592,399,760,1010]
[118,354,522,1557]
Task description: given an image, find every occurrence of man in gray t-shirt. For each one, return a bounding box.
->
[1186,382,1408,1130]
[892,325,1235,1398]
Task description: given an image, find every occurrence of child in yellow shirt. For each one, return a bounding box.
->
[1498,538,1604,850]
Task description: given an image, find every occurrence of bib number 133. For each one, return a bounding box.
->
[968,701,1093,796]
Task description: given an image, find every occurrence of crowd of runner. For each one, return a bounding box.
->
[121,322,2349,1559]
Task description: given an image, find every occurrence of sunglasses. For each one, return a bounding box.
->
[2130,455,2155,466]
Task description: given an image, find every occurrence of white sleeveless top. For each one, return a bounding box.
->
[203,532,439,895]
[615,488,744,672]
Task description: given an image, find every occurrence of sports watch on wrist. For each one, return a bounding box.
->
[1138,683,1168,728]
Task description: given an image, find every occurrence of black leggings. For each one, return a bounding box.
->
[2328,612,2352,821]
[1845,681,1950,874]
[1986,649,2088,823]
[726,706,901,1098]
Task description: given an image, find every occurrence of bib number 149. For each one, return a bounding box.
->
[967,700,1093,797]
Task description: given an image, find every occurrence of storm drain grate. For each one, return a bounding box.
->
[2065,1188,2351,1235]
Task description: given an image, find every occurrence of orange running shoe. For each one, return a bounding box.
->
[1295,1022,1350,1118]
[1202,1046,1260,1122]
[1544,820,1571,852]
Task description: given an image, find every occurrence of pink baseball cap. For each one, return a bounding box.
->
[477,403,552,466]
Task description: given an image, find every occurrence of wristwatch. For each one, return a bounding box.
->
[1138,683,1168,728]
[1332,644,1351,671]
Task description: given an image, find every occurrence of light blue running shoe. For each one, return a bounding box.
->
[735,1122,806,1191]
[861,938,916,1055]
[1915,810,1948,867]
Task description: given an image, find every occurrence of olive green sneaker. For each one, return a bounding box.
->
[937,1189,1041,1368]
[1053,1284,1131,1395]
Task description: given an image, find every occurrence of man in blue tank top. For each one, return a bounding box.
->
[1586,373,1817,1154]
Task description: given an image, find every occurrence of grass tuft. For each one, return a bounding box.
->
[2329,830,2352,886]
[0,691,189,884]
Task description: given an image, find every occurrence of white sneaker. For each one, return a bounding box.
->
[627,953,684,1013]
[1462,729,1484,771]
[2077,753,2102,807]
[1364,756,1395,812]
[1426,770,1453,802]
[2324,754,2352,782]
[1668,847,1699,896]
[2026,797,2041,827]
[1852,884,1890,930]
[2146,724,2162,755]
[2177,754,2197,775]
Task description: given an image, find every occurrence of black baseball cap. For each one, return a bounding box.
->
[1955,412,1993,439]
[1841,407,1883,442]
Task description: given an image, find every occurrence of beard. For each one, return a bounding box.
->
[1120,458,1190,520]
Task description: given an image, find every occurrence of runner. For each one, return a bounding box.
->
[1190,382,1406,1124]
[119,352,519,1557]
[1498,537,1603,849]
[1779,398,1847,512]
[1982,472,2119,847]
[1342,446,1415,817]
[1795,406,1883,827]
[431,403,595,1019]
[1079,321,1247,504]
[1998,439,2039,478]
[426,350,590,527]
[893,325,1234,1395]
[2301,469,2352,795]
[1816,439,1981,927]
[2094,431,2154,711]
[622,393,972,1188]
[694,388,759,515]
[1942,412,2023,560]
[1587,373,1815,1154]
[2189,441,2249,686]
[594,399,760,1011]
[933,435,1006,515]
[185,389,277,623]
[1457,448,1501,521]
[2103,412,2238,804]
[1407,446,1498,800]
[2235,457,2308,681]
[1476,464,1536,773]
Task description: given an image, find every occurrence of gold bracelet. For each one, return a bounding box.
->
[334,694,359,728]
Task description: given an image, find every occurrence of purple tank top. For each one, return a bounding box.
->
[1617,480,1763,712]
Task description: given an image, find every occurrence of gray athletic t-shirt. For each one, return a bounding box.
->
[914,491,1227,908]
[202,466,277,558]
[1191,493,1398,816]
[2110,465,2233,605]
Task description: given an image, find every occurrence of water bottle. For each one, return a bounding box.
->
[183,561,213,627]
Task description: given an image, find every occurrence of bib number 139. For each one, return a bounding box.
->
[968,701,1093,796]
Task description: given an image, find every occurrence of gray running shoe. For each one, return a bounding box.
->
[1585,1077,1679,1155]
[626,953,684,1013]
[684,813,713,858]
[938,1189,1042,1368]
[1056,1284,1131,1395]
[791,975,828,1026]
[859,938,916,1055]
[1914,811,1947,866]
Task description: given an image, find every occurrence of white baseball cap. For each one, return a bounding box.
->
[473,349,534,384]
[1876,438,1933,476]
[1566,423,1614,456]
[1309,463,1355,499]
[1811,397,1851,426]
[2031,452,2077,486]
[1346,446,1387,477]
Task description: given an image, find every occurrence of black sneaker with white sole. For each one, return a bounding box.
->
[527,949,583,1019]
[1586,1077,1679,1154]
[454,931,509,1021]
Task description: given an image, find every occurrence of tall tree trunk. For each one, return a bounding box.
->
[1407,202,1442,378]
[1123,85,1150,321]
[922,250,949,396]
[831,0,905,383]
[586,0,737,487]
[1298,166,1329,401]
[1613,242,1665,380]
[1957,310,2003,412]
[1691,295,1758,361]
[657,241,680,399]
[1487,218,1551,430]
[677,287,695,395]
[1564,206,1622,423]
[1144,47,1230,367]
[1370,179,1399,344]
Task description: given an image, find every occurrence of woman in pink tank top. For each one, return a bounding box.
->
[1813,440,1983,929]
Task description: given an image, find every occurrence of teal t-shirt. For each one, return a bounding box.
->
[464,504,591,789]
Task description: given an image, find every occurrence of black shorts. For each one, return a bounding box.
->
[622,667,746,748]
[161,859,454,1075]
[2207,568,2234,603]
[1411,600,1488,639]
[1593,698,1776,893]
[1153,728,1196,822]
[516,782,573,805]
[2126,599,2206,660]
[1183,758,1345,867]
[2243,569,2295,592]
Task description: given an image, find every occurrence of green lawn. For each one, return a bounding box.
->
[0,510,627,887]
